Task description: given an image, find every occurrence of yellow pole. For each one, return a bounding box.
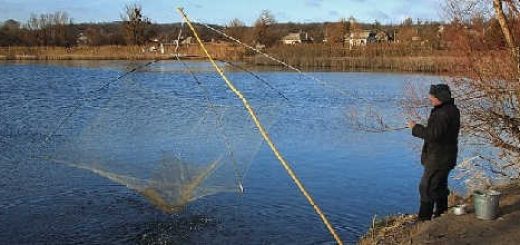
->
[177,8,343,245]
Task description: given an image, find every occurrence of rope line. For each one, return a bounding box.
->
[170,54,289,101]
[188,17,370,101]
[177,8,343,245]
[214,58,290,101]
[174,25,245,193]
[43,59,160,146]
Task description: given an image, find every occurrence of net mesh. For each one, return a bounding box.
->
[42,61,284,212]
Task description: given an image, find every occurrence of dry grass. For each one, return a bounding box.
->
[249,44,465,73]
[0,43,245,60]
[0,43,467,73]
[357,192,467,245]
[357,180,520,245]
[253,55,465,73]
[358,213,420,245]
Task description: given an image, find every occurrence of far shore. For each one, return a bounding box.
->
[0,45,465,74]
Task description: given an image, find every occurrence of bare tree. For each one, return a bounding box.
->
[0,19,23,46]
[493,0,516,50]
[25,11,73,46]
[442,0,492,22]
[225,18,249,44]
[439,0,520,177]
[348,16,360,32]
[325,19,347,44]
[253,10,277,47]
[121,3,151,45]
[228,18,245,28]
[495,0,520,71]
[396,17,418,43]
[348,0,520,180]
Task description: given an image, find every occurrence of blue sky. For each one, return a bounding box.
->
[0,0,443,25]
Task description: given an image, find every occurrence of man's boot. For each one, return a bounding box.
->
[433,197,448,218]
[418,201,434,221]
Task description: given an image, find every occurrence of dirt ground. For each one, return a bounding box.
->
[359,182,520,245]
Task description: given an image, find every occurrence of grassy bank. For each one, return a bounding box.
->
[358,181,520,244]
[0,44,245,60]
[250,55,463,73]
[251,43,465,73]
[0,44,466,73]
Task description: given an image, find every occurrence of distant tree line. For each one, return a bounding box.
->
[0,3,515,50]
[0,12,75,46]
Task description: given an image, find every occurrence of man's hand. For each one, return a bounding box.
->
[407,120,416,129]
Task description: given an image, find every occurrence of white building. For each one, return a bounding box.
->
[281,31,313,45]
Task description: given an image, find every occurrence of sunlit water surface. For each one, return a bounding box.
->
[0,60,448,244]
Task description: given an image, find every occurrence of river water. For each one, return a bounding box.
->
[0,60,447,244]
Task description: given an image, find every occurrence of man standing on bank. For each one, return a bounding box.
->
[407,84,460,221]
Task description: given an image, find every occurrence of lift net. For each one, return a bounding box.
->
[44,62,284,212]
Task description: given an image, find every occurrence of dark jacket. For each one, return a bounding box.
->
[412,99,460,170]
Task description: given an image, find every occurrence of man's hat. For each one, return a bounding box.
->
[429,84,452,103]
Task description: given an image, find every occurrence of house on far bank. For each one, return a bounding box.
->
[345,30,372,47]
[374,30,391,42]
[344,30,391,48]
[255,42,266,50]
[147,38,165,54]
[77,32,89,46]
[181,36,194,45]
[281,31,313,45]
